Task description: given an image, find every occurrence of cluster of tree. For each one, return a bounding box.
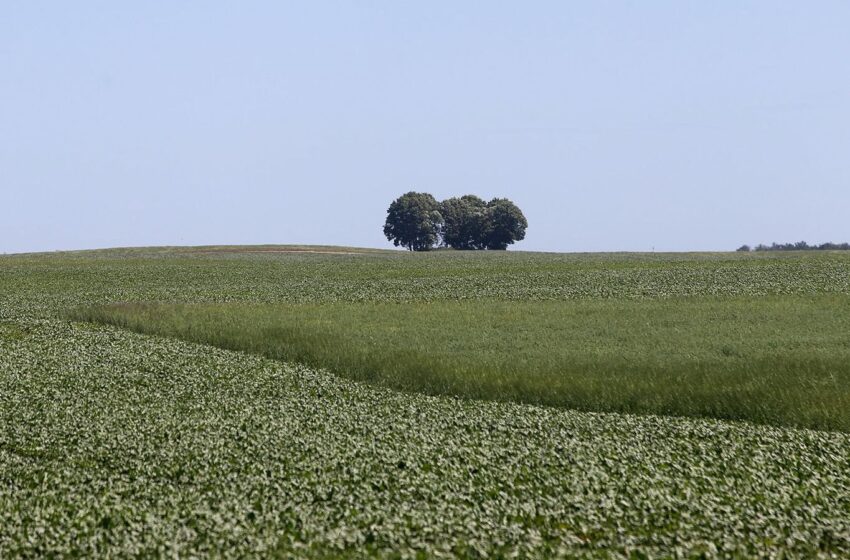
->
[737,241,850,252]
[383,192,527,251]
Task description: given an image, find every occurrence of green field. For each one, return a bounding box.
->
[3,247,850,557]
[76,295,850,430]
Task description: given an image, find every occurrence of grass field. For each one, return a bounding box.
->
[76,295,850,430]
[3,246,850,557]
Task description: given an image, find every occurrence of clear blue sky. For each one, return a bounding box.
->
[3,2,849,253]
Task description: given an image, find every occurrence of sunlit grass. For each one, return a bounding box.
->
[6,248,850,556]
[74,294,850,430]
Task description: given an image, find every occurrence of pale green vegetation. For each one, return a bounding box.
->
[2,246,850,557]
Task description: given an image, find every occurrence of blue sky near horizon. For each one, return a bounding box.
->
[2,2,849,254]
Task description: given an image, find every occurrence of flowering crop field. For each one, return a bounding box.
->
[2,247,850,557]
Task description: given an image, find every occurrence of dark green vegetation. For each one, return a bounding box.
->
[738,241,850,252]
[3,247,850,557]
[383,191,527,250]
[383,192,444,251]
[78,295,850,430]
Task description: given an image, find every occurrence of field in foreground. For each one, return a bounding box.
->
[2,246,850,557]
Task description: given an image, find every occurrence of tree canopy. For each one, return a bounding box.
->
[738,241,850,252]
[440,195,488,250]
[382,192,444,251]
[383,193,527,251]
[481,198,528,250]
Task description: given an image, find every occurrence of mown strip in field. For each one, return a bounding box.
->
[74,294,850,431]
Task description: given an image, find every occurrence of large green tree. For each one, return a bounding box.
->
[383,192,444,251]
[440,195,488,250]
[483,198,527,250]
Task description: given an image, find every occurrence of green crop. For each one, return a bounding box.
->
[2,247,850,557]
[75,295,850,431]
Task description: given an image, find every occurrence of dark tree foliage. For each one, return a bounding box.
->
[440,195,489,250]
[820,242,850,250]
[483,198,528,250]
[384,192,527,251]
[383,192,444,251]
[750,241,850,252]
[736,245,751,252]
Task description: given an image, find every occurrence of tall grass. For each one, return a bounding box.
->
[73,294,850,431]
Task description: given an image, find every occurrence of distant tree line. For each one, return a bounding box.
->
[737,241,850,252]
[384,191,528,251]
